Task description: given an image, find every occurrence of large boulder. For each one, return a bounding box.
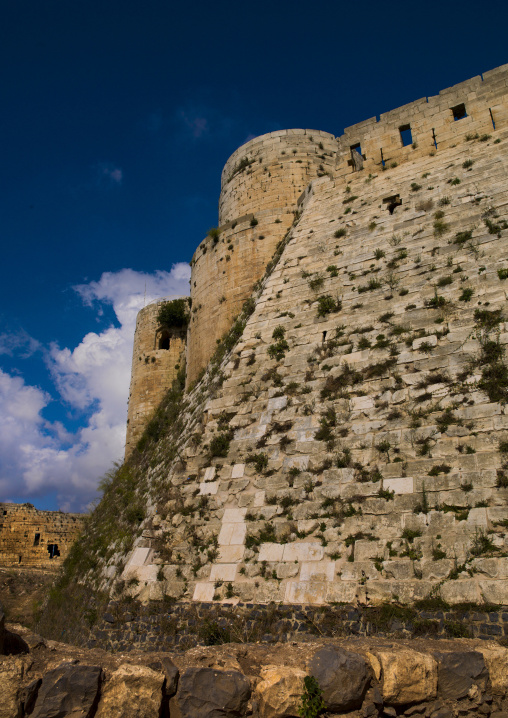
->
[478,646,508,695]
[148,656,179,697]
[433,650,489,699]
[31,663,102,718]
[308,645,370,711]
[171,667,251,718]
[368,649,437,706]
[255,666,306,718]
[95,664,165,718]
[0,655,29,718]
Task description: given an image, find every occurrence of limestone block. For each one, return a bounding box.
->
[353,540,382,562]
[217,546,245,563]
[413,335,438,351]
[477,646,508,694]
[371,649,437,705]
[440,579,482,604]
[282,542,324,562]
[210,564,237,582]
[421,559,454,581]
[325,581,357,603]
[276,562,299,579]
[258,543,284,562]
[231,464,245,478]
[351,396,375,412]
[267,396,287,412]
[95,664,164,718]
[300,561,335,581]
[218,523,246,546]
[203,467,216,482]
[125,547,152,568]
[340,561,379,581]
[383,477,414,494]
[383,560,415,580]
[199,482,218,496]
[284,580,327,604]
[479,579,508,604]
[0,656,30,718]
[466,507,488,528]
[222,508,247,523]
[255,666,306,718]
[253,491,265,506]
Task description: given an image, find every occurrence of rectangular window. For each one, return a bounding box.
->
[350,142,363,157]
[451,103,467,121]
[399,124,413,147]
[34,532,40,546]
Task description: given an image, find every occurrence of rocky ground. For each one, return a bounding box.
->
[2,608,508,718]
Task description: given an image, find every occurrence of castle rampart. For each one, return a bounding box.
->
[125,298,187,456]
[0,502,84,567]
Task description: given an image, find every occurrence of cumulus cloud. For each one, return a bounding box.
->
[0,264,191,511]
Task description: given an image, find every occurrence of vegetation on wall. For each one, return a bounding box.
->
[157,298,190,329]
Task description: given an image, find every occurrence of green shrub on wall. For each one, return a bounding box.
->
[157,299,189,328]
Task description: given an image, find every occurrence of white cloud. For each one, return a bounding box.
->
[96,162,124,187]
[0,329,41,358]
[0,264,191,511]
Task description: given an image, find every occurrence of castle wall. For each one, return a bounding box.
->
[335,63,508,179]
[125,299,187,456]
[187,130,337,386]
[0,502,84,567]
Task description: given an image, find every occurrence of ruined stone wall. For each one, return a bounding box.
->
[186,130,337,387]
[0,503,84,568]
[125,299,187,456]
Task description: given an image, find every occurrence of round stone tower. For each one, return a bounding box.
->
[186,129,337,386]
[125,298,188,457]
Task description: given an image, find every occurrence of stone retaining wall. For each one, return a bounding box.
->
[85,601,508,653]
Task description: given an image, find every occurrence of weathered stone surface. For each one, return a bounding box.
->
[95,664,164,718]
[0,656,28,718]
[433,651,489,699]
[31,664,102,718]
[477,647,508,694]
[255,666,306,718]
[148,657,179,697]
[308,645,370,711]
[171,667,250,718]
[0,602,4,654]
[369,649,437,705]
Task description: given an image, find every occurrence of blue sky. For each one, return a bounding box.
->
[1,0,507,512]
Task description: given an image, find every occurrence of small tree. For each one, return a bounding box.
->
[157,299,189,328]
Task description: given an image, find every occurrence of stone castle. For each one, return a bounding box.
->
[0,502,84,568]
[99,64,508,609]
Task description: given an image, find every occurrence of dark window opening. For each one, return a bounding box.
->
[18,555,22,564]
[348,143,364,171]
[34,532,40,546]
[322,331,327,342]
[399,124,413,147]
[383,195,402,214]
[432,128,438,149]
[380,148,385,167]
[158,330,170,350]
[47,544,60,559]
[451,103,467,121]
[489,108,496,129]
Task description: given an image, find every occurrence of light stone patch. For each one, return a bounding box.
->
[285,580,327,604]
[384,477,414,494]
[222,508,247,522]
[254,490,266,506]
[282,542,324,562]
[125,547,152,568]
[467,507,488,528]
[258,543,284,562]
[267,396,287,412]
[203,466,216,481]
[300,561,335,581]
[193,582,215,601]
[217,545,245,563]
[218,522,246,546]
[210,564,237,582]
[199,481,218,495]
[231,464,245,478]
